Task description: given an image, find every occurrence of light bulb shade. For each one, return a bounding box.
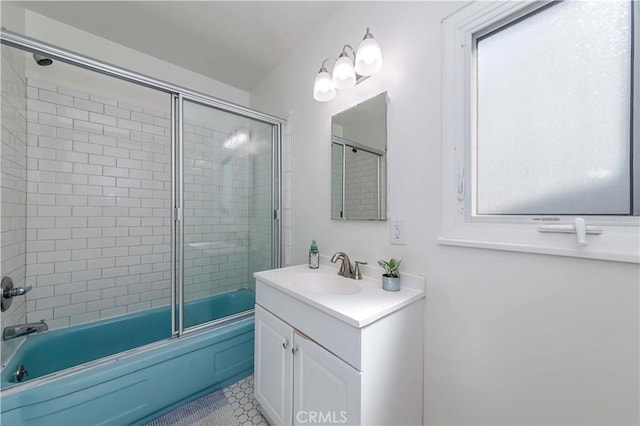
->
[332,55,356,90]
[313,69,336,102]
[355,37,383,76]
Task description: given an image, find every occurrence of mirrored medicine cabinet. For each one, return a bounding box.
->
[331,92,388,221]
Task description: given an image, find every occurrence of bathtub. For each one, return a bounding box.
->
[0,288,255,425]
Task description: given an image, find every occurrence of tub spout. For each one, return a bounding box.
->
[3,320,48,340]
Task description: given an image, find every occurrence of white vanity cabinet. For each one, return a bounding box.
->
[254,305,294,425]
[255,305,361,425]
[254,264,425,426]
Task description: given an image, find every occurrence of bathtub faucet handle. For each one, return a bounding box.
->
[3,285,32,298]
[2,276,33,312]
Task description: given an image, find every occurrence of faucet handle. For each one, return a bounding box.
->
[353,261,367,280]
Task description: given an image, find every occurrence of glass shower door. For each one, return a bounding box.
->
[1,44,28,365]
[179,99,278,331]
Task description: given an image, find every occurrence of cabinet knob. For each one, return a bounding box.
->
[282,340,289,349]
[292,347,298,355]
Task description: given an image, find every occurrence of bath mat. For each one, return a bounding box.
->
[146,389,238,426]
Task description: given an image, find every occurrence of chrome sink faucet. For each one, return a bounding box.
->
[330,252,367,280]
[2,320,48,341]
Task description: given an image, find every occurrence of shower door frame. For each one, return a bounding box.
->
[0,29,285,338]
[176,94,283,336]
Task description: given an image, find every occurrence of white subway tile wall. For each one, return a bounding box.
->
[1,46,28,365]
[22,78,274,331]
[248,125,275,289]
[181,101,275,306]
[25,78,172,330]
[330,144,383,221]
[344,149,379,220]
[182,119,251,300]
[331,143,344,219]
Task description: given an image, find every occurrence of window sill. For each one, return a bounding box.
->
[438,222,640,263]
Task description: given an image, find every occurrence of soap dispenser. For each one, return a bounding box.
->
[309,240,319,269]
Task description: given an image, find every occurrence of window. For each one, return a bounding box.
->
[476,1,635,216]
[441,1,639,262]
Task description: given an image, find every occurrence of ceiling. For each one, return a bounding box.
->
[18,1,341,92]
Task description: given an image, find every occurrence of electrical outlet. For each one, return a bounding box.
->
[390,219,405,245]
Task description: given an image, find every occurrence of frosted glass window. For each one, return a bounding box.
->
[476,1,633,215]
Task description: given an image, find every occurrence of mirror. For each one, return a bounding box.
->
[331,92,388,220]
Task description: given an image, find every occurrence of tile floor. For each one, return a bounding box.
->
[223,375,269,426]
[146,374,268,426]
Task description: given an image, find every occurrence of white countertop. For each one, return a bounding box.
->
[253,259,425,328]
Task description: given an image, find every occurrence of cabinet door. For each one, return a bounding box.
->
[255,305,294,426]
[293,332,361,426]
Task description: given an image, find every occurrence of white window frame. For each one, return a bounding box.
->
[439,1,640,263]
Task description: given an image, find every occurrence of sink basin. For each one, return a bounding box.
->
[292,271,361,295]
[255,264,425,328]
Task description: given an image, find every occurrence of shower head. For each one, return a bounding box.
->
[33,53,53,66]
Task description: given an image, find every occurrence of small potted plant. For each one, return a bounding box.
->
[377,258,401,291]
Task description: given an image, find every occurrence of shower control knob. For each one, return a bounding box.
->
[3,285,32,298]
[0,277,31,312]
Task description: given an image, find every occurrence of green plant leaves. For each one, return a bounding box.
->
[377,258,401,277]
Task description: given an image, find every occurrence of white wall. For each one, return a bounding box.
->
[3,9,250,107]
[250,2,640,425]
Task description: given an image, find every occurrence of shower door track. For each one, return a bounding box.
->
[0,28,285,337]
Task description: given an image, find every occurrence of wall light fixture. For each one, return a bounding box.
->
[313,27,383,102]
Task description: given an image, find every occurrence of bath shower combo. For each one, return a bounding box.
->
[0,28,284,425]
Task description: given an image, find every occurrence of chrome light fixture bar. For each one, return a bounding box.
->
[313,27,383,102]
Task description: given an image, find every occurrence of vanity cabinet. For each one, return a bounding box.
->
[254,266,425,426]
[254,305,293,425]
[255,305,360,425]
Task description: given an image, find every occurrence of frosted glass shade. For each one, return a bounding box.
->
[355,37,383,76]
[313,70,335,102]
[332,56,356,90]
